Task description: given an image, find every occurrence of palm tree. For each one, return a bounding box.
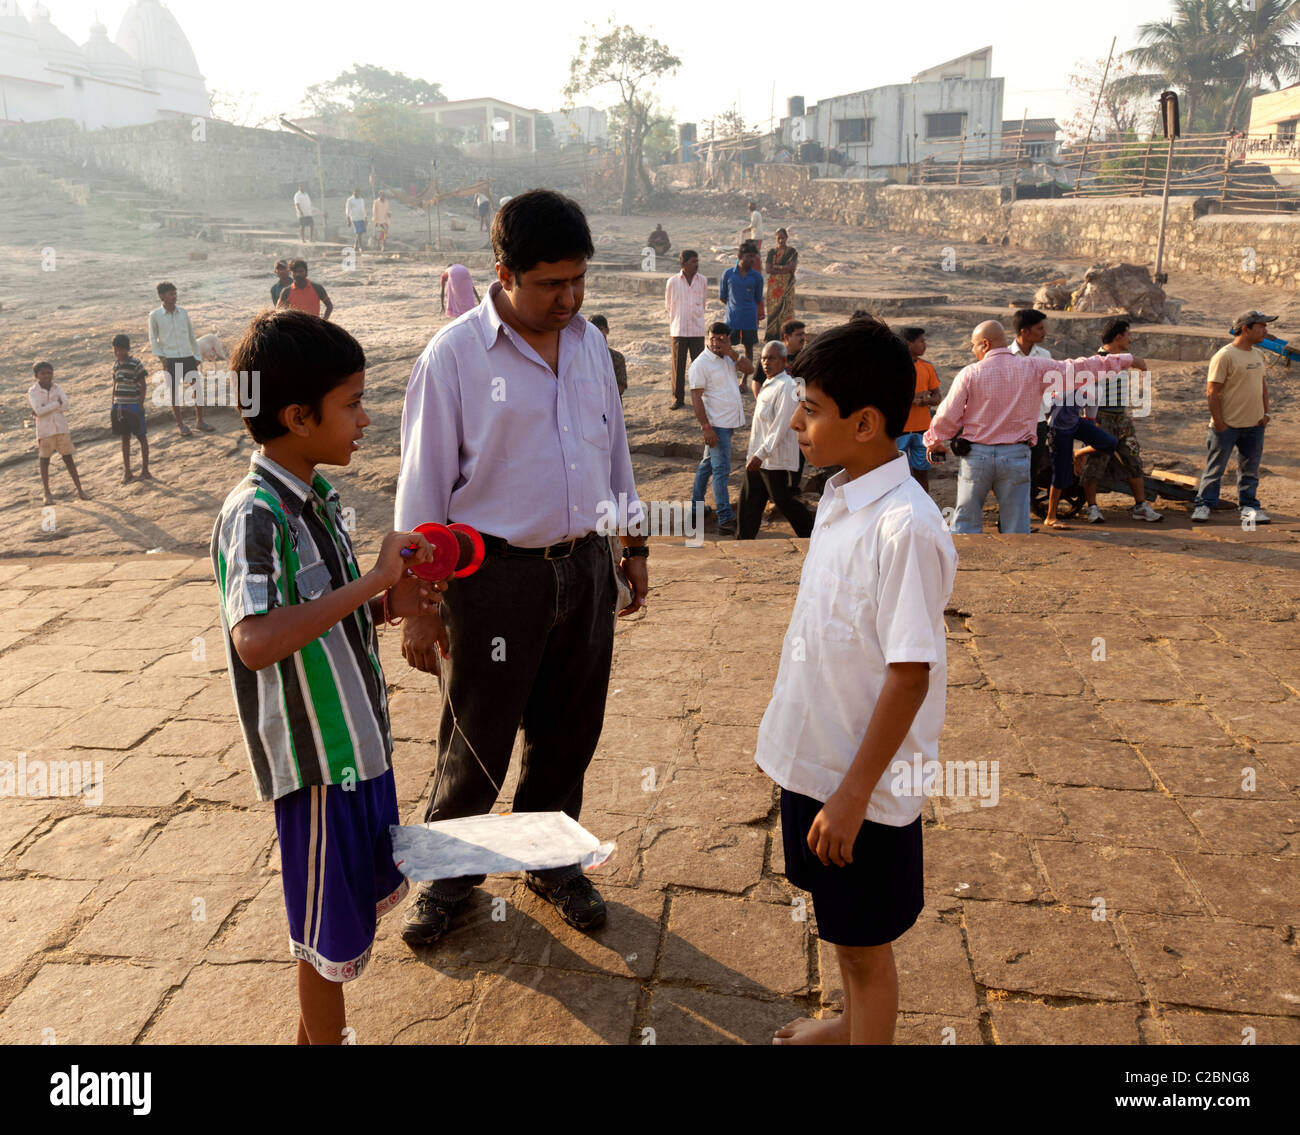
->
[1120,0,1241,131]
[1221,0,1300,132]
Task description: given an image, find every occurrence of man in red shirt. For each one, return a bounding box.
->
[276,259,333,321]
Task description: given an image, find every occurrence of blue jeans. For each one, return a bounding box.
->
[1195,424,1264,510]
[691,426,734,524]
[953,442,1032,534]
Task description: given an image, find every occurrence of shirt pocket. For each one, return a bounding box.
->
[814,567,873,644]
[576,376,611,451]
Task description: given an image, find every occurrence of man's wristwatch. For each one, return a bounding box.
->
[622,545,649,558]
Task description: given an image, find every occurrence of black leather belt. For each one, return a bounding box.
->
[480,531,601,559]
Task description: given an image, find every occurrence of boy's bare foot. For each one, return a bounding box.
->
[773,1015,849,1045]
[122,472,135,484]
[43,493,55,506]
[140,469,154,481]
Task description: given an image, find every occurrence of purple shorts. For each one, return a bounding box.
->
[274,767,408,982]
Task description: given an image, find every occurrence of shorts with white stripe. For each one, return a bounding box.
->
[274,767,407,982]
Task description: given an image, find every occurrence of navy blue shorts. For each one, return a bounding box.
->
[781,788,923,947]
[273,767,408,982]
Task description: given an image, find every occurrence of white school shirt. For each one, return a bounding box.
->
[749,209,763,243]
[345,195,366,221]
[28,382,70,438]
[754,456,958,825]
[148,305,199,359]
[294,190,313,216]
[1009,339,1053,423]
[687,349,745,429]
[746,371,802,471]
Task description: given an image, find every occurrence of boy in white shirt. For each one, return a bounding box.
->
[756,318,957,1045]
[689,321,754,536]
[737,341,813,539]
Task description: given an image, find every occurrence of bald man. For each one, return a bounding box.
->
[923,321,1145,534]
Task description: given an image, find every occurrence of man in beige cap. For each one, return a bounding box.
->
[1192,310,1274,524]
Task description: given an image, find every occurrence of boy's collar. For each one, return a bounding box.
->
[251,452,338,517]
[827,453,910,513]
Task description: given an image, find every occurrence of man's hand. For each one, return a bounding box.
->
[1259,414,1271,427]
[619,555,648,616]
[746,456,762,473]
[1211,417,1228,433]
[807,788,868,866]
[926,443,946,465]
[401,610,449,674]
[1129,356,1148,371]
[703,425,719,448]
[386,575,444,619]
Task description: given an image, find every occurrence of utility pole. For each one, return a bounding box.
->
[1153,90,1180,285]
[279,115,327,242]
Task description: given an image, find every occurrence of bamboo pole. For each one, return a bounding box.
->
[1075,35,1117,192]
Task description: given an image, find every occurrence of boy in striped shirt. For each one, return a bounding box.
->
[110,334,152,483]
[212,308,443,1044]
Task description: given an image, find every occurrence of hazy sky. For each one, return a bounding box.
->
[41,0,1194,129]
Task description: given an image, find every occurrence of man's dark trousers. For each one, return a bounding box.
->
[671,336,704,403]
[422,537,615,902]
[737,468,815,539]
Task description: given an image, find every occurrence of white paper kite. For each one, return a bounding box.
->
[390,812,615,881]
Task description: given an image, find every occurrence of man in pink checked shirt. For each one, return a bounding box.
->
[924,320,1144,534]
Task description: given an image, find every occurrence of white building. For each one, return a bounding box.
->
[0,1,209,130]
[781,47,1004,171]
[546,106,607,146]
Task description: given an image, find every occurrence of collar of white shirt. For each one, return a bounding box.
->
[474,280,590,353]
[825,453,911,514]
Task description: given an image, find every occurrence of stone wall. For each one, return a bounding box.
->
[753,164,1300,290]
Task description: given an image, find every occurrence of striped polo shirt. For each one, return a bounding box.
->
[211,453,392,801]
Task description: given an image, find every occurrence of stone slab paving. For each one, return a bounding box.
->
[0,527,1298,1045]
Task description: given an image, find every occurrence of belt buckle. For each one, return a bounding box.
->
[544,538,576,560]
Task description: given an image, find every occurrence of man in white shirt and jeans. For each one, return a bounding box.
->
[345,188,367,252]
[293,183,314,242]
[737,341,813,539]
[689,321,753,536]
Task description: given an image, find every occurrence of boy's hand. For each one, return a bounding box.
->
[386,574,445,619]
[746,456,762,472]
[402,610,449,674]
[375,530,433,589]
[807,789,868,867]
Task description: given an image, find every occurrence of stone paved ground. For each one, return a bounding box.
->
[1,521,1298,1045]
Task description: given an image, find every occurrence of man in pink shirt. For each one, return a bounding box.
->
[924,320,1143,534]
[664,249,708,410]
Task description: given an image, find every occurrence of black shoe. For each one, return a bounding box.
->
[524,871,606,930]
[717,521,737,536]
[399,885,462,946]
[670,400,685,410]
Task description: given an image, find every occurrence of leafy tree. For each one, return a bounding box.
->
[304,64,446,115]
[565,22,680,214]
[1063,57,1153,142]
[1220,0,1300,131]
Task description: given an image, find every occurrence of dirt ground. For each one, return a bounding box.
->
[2,191,1298,557]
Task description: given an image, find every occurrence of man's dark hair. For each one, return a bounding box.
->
[492,189,594,276]
[850,309,873,321]
[111,334,130,349]
[229,309,365,444]
[1013,308,1047,334]
[747,200,756,210]
[156,281,176,297]
[588,314,609,332]
[796,318,914,437]
[782,319,806,338]
[33,361,53,374]
[1101,317,1131,344]
[739,239,758,256]
[900,326,926,343]
[709,321,731,336]
[680,249,698,265]
[274,259,288,271]
[288,258,308,273]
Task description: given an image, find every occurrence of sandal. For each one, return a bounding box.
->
[198,422,216,433]
[178,424,192,437]
[1044,518,1072,530]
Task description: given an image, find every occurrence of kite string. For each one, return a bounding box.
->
[426,667,504,818]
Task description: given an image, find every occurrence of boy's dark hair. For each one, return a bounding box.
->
[1012,308,1047,334]
[1101,317,1131,344]
[111,334,130,349]
[739,239,758,256]
[900,326,926,343]
[709,321,731,336]
[492,189,594,276]
[588,314,609,332]
[680,248,698,264]
[747,200,756,210]
[274,259,288,271]
[849,309,873,321]
[782,319,806,337]
[229,309,365,443]
[797,318,914,437]
[288,258,308,273]
[33,361,53,374]
[156,281,176,297]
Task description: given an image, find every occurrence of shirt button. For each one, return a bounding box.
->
[563,426,569,432]
[572,505,578,512]
[570,463,576,471]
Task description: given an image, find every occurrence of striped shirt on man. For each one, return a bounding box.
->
[211,452,392,802]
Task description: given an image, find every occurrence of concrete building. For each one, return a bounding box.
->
[546,105,607,146]
[1000,117,1060,160]
[1242,85,1300,187]
[0,1,209,129]
[777,46,1003,172]
[419,96,539,154]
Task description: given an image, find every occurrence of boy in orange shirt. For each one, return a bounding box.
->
[896,328,941,491]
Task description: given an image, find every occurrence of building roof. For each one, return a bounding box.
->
[1002,118,1059,134]
[421,96,540,115]
[116,0,203,83]
[911,46,993,83]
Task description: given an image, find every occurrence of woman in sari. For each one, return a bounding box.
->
[440,264,480,318]
[764,228,797,341]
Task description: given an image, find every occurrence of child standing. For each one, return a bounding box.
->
[754,318,957,1045]
[110,334,152,484]
[28,362,89,505]
[212,308,443,1044]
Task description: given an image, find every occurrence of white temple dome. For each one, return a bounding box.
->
[115,0,202,81]
[29,3,89,74]
[83,20,144,86]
